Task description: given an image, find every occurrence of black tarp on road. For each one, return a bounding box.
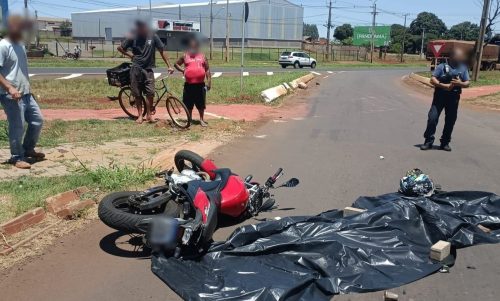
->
[152,192,500,301]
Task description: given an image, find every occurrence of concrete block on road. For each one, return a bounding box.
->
[430,240,451,261]
[0,207,46,235]
[343,207,367,217]
[298,82,308,89]
[261,85,288,103]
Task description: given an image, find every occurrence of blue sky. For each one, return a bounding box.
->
[8,0,488,37]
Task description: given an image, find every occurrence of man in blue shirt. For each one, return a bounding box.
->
[420,48,470,152]
[0,15,44,169]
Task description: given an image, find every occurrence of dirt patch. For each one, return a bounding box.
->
[0,209,97,272]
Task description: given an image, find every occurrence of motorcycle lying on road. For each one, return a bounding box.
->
[98,150,299,257]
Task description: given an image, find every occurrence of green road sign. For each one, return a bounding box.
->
[353,26,391,47]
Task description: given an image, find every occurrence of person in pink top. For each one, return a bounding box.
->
[174,36,211,127]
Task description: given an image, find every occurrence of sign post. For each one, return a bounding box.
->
[240,2,249,94]
[430,41,446,58]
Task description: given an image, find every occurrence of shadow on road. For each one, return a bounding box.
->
[99,231,151,259]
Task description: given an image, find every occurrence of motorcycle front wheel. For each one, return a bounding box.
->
[98,191,181,233]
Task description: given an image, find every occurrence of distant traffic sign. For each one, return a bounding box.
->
[430,42,446,57]
[353,26,391,47]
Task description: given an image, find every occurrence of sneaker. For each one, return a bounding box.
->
[420,142,433,151]
[14,160,31,169]
[440,144,452,152]
[200,120,208,127]
[25,150,45,159]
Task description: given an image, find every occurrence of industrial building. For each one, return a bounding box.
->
[71,0,304,50]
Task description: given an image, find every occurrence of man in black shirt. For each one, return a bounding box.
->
[118,20,174,124]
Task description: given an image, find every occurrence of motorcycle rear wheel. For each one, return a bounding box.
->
[174,150,204,172]
[98,191,181,233]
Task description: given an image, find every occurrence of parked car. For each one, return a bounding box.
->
[279,51,317,69]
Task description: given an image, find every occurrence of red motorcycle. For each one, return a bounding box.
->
[98,150,299,256]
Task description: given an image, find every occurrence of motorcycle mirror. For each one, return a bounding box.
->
[277,178,299,188]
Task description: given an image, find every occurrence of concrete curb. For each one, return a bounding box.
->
[261,73,316,103]
[409,72,433,88]
[0,186,95,256]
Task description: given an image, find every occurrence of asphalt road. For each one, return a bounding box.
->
[2,70,500,301]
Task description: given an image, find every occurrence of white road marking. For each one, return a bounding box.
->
[243,72,249,76]
[212,72,222,78]
[327,71,334,74]
[311,71,321,75]
[273,119,287,123]
[56,73,83,80]
[205,112,230,120]
[323,76,329,79]
[292,117,304,121]
[267,72,274,76]
[154,73,162,79]
[254,135,267,139]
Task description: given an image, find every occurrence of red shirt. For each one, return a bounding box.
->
[184,52,207,84]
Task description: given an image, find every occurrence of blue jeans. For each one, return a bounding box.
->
[0,94,44,162]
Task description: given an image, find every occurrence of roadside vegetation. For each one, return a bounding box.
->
[416,70,500,87]
[0,165,157,223]
[0,118,246,149]
[465,92,500,109]
[28,72,307,110]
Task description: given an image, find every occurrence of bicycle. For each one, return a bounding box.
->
[118,77,191,129]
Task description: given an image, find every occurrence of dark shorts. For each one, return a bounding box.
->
[183,83,206,111]
[130,66,155,98]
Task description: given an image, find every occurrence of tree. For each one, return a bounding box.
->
[389,23,412,53]
[448,22,480,40]
[485,0,500,45]
[409,12,447,36]
[59,20,72,37]
[334,23,353,42]
[303,23,319,40]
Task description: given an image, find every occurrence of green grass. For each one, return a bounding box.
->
[28,55,428,69]
[416,71,500,87]
[0,165,157,223]
[28,72,307,110]
[0,118,244,148]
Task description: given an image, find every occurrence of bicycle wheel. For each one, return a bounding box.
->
[166,96,191,129]
[118,87,146,119]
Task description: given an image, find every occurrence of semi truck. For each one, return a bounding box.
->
[426,39,500,71]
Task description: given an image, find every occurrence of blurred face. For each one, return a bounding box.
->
[451,49,467,64]
[7,16,26,42]
[136,22,149,37]
[188,39,199,53]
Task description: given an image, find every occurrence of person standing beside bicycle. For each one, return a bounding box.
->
[118,20,174,124]
[174,35,211,127]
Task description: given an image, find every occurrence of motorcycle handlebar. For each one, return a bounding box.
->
[271,168,283,181]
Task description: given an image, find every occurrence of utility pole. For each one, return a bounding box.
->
[35,10,39,48]
[420,27,425,59]
[401,13,409,63]
[225,0,230,62]
[149,0,152,22]
[370,1,377,63]
[473,0,491,81]
[210,0,214,60]
[326,1,333,61]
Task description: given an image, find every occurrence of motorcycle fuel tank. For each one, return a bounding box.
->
[220,176,250,217]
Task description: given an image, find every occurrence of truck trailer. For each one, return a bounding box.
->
[426,39,500,71]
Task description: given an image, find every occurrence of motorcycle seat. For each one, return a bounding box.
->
[186,169,233,205]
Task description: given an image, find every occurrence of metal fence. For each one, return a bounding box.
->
[45,39,369,62]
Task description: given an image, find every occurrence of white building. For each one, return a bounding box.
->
[71,0,304,49]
